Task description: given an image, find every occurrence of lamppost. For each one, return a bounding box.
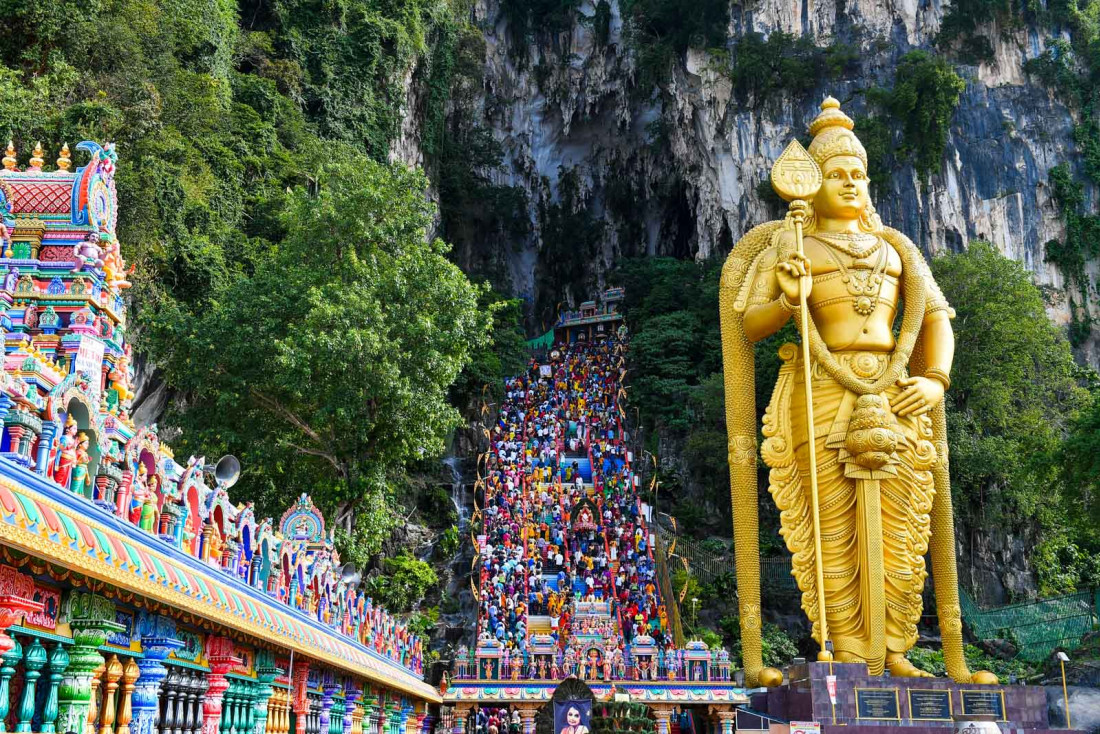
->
[1056,651,1072,729]
[691,598,700,632]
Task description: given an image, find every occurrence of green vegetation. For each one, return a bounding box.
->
[451,291,529,408]
[856,51,966,183]
[718,616,800,668]
[932,242,1094,588]
[726,32,859,105]
[907,645,1040,681]
[934,242,1099,594]
[363,552,440,613]
[156,158,490,559]
[620,0,729,87]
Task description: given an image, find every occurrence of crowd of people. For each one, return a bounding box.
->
[472,707,521,734]
[476,333,671,676]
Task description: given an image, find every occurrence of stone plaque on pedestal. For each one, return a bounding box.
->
[908,689,953,721]
[749,662,1078,734]
[960,691,1006,720]
[856,688,900,720]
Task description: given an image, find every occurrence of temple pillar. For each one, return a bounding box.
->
[0,639,22,733]
[319,674,338,734]
[57,593,123,734]
[244,682,259,734]
[192,673,210,734]
[451,706,469,734]
[36,419,58,477]
[342,687,361,734]
[135,614,184,734]
[203,637,241,734]
[159,667,180,734]
[291,661,310,734]
[650,706,675,734]
[517,707,538,734]
[117,658,140,734]
[714,710,735,734]
[41,643,70,734]
[358,700,375,734]
[15,636,47,732]
[254,657,282,734]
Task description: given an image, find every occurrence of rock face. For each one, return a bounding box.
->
[391,0,1098,363]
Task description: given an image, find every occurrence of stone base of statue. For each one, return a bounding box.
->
[746,662,1080,734]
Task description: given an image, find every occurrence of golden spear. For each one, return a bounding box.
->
[770,139,832,661]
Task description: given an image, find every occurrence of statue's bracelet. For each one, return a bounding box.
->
[924,368,951,390]
[779,293,799,312]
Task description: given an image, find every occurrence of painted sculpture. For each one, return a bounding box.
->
[720,97,995,686]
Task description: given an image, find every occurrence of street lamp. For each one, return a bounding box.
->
[691,597,700,631]
[1056,651,1072,729]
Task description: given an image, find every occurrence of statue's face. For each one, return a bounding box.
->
[813,155,869,219]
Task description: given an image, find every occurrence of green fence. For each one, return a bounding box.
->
[959,586,1098,661]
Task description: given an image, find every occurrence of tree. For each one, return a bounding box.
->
[932,241,1089,526]
[932,241,1099,594]
[153,156,491,557]
[364,552,440,613]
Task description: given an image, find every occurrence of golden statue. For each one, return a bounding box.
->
[720,97,995,686]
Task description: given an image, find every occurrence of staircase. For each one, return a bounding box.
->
[528,615,552,635]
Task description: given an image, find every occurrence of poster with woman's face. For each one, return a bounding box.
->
[555,701,592,734]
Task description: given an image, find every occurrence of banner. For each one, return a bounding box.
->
[74,336,105,394]
[554,700,592,734]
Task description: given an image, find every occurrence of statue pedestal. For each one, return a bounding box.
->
[748,662,1076,734]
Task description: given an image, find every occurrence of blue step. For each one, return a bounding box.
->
[560,457,592,482]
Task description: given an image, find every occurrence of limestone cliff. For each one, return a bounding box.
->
[392,0,1098,365]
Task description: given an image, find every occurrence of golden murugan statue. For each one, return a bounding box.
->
[720,97,996,687]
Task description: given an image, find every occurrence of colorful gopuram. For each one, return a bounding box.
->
[445,319,746,734]
[0,142,438,734]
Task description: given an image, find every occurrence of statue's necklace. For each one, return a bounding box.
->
[819,236,888,316]
[812,230,882,258]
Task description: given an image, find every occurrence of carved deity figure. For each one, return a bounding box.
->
[70,433,91,497]
[721,98,993,687]
[140,474,160,532]
[53,416,78,489]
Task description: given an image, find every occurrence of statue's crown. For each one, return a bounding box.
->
[807,96,867,168]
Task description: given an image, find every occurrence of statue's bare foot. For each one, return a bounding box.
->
[886,655,934,678]
[970,670,999,685]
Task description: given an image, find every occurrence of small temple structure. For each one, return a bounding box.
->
[552,288,624,345]
[0,142,438,734]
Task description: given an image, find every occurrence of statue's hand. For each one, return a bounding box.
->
[892,376,944,417]
[776,252,811,302]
